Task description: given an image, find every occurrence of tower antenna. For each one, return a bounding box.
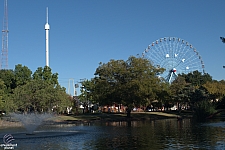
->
[45,7,50,67]
[46,7,48,23]
[1,0,9,69]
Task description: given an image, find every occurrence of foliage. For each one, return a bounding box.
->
[203,80,225,101]
[0,79,5,110]
[91,56,164,110]
[0,65,70,114]
[33,66,59,86]
[14,64,32,87]
[0,69,15,93]
[217,96,225,109]
[79,79,93,103]
[155,82,171,109]
[170,76,189,109]
[0,57,224,119]
[189,87,208,108]
[12,76,70,113]
[76,56,221,119]
[180,71,212,87]
[171,71,216,120]
[193,100,216,120]
[0,78,16,112]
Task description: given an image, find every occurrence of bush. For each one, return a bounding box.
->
[193,100,216,120]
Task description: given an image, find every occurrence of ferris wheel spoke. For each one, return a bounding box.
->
[180,59,200,69]
[183,52,199,64]
[179,56,202,71]
[174,38,181,58]
[177,44,190,62]
[155,43,168,63]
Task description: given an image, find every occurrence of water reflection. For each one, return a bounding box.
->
[90,119,225,149]
[1,119,225,149]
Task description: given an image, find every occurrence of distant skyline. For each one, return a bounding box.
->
[1,0,225,95]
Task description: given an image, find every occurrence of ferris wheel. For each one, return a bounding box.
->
[141,37,205,83]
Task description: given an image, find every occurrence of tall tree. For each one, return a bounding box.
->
[14,64,32,87]
[0,79,6,111]
[34,66,59,86]
[156,82,171,111]
[203,80,225,101]
[0,69,15,93]
[170,76,195,110]
[180,71,212,87]
[12,79,70,113]
[92,56,164,116]
[32,67,43,80]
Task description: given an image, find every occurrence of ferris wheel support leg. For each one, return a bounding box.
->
[168,72,173,83]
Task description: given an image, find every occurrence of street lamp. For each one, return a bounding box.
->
[220,37,225,68]
[220,37,225,43]
[74,83,79,96]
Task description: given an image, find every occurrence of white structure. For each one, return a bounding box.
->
[68,78,75,96]
[45,7,50,67]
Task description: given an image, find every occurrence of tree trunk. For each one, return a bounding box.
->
[126,108,131,117]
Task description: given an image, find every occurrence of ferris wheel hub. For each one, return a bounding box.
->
[172,68,176,72]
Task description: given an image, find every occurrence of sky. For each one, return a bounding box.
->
[1,0,225,95]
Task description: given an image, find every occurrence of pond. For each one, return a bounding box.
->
[0,118,225,150]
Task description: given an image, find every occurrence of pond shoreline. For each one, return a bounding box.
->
[0,111,192,128]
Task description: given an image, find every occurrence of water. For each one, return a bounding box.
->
[10,113,53,134]
[1,118,225,150]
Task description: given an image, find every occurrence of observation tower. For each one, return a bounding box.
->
[45,7,50,67]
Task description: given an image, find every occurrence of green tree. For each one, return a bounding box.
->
[156,82,172,111]
[79,79,96,112]
[0,79,6,111]
[32,67,43,80]
[33,66,59,86]
[92,56,164,117]
[12,79,70,113]
[189,86,208,107]
[11,65,69,113]
[14,64,32,87]
[203,80,225,102]
[180,71,212,87]
[0,69,15,93]
[170,76,196,110]
[0,73,16,112]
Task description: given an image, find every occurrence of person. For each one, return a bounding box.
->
[108,107,111,113]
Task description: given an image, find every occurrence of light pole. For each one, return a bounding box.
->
[220,37,225,43]
[74,83,79,96]
[79,78,87,102]
[80,78,87,113]
[220,37,225,68]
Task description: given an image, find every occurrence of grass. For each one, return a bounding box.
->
[51,111,190,123]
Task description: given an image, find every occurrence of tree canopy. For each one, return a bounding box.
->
[0,64,71,114]
[1,57,225,120]
[90,56,165,109]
